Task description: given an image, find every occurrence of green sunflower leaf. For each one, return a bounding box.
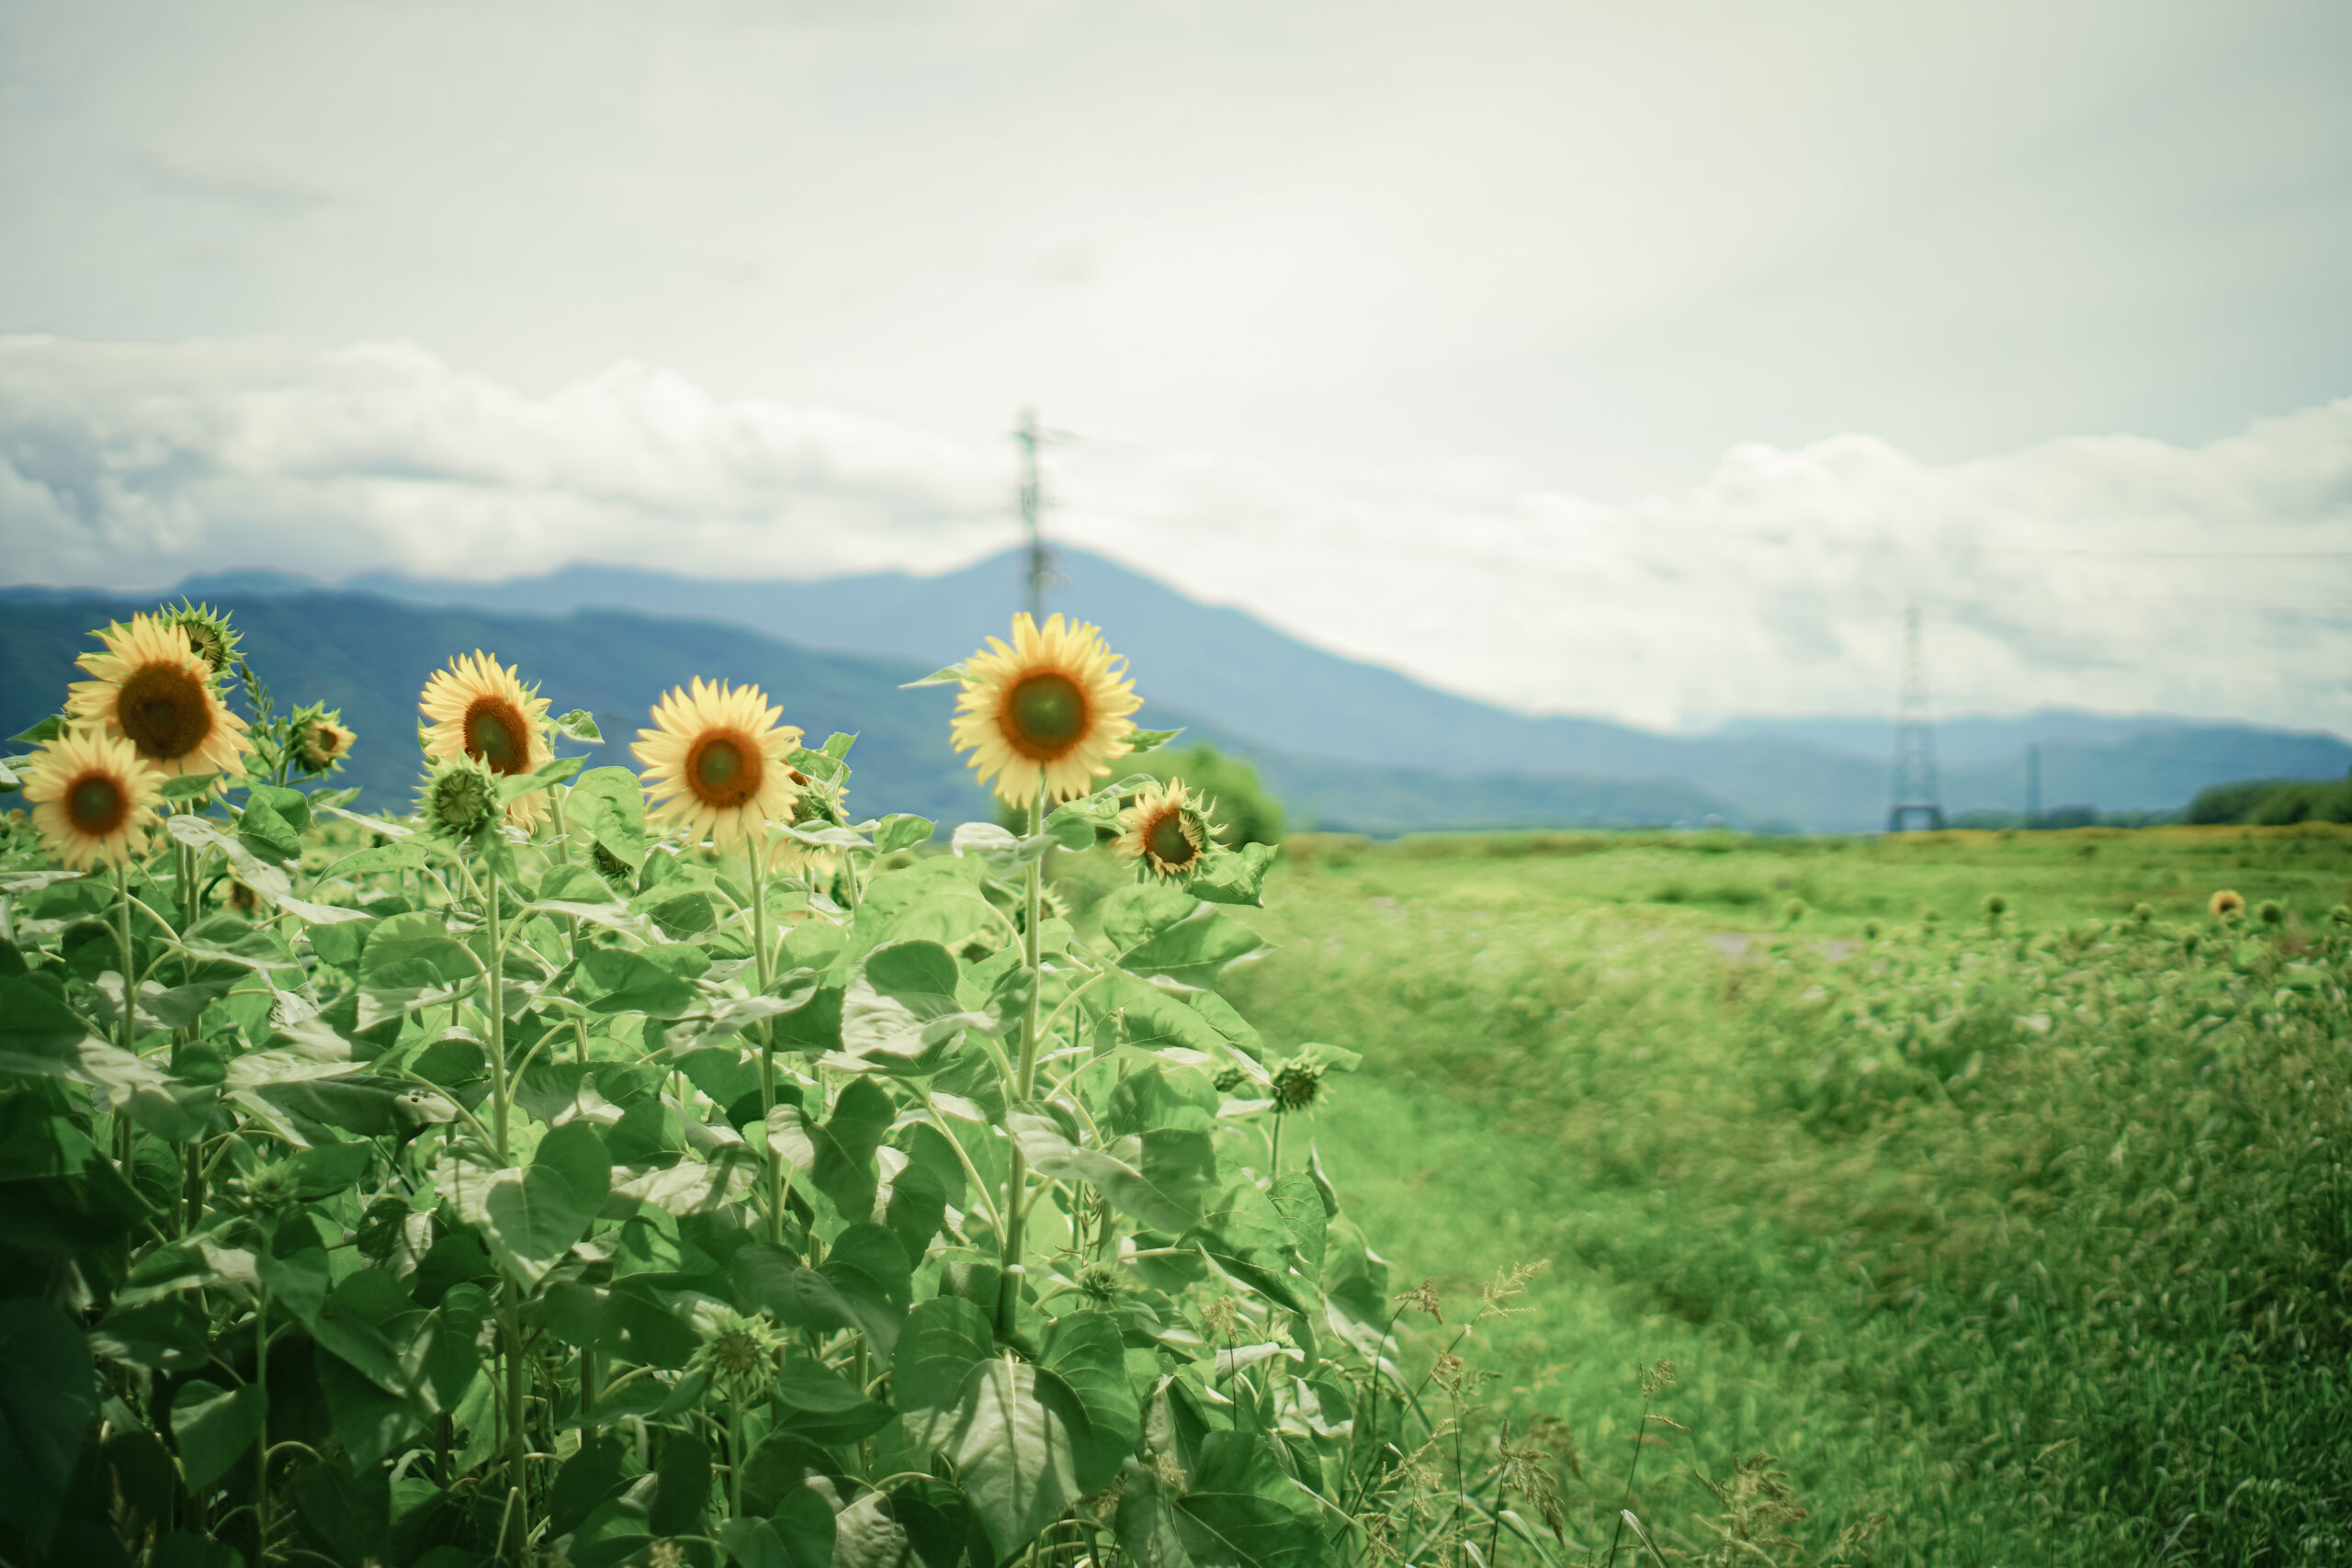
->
[875,814,935,854]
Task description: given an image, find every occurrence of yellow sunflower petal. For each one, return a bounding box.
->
[632,677,803,852]
[950,613,1141,807]
[418,650,555,828]
[1114,777,1210,877]
[65,614,253,781]
[22,727,165,871]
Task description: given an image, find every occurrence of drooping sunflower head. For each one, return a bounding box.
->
[419,651,554,827]
[66,614,254,780]
[418,753,503,842]
[1114,778,1214,878]
[20,727,164,871]
[2256,898,2285,927]
[290,702,357,776]
[2209,888,2245,921]
[631,678,803,852]
[158,600,241,680]
[950,614,1141,807]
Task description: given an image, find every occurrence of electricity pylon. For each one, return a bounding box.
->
[1016,407,1051,621]
[1887,602,1946,832]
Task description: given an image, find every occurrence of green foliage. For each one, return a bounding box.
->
[1236,827,2352,1565]
[0,605,1555,1568]
[2187,770,2352,824]
[9,599,2346,1568]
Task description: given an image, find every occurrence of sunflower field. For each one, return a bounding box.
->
[0,604,1560,1568]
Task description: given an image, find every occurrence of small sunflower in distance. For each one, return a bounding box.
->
[290,702,356,777]
[951,613,1140,807]
[633,678,803,852]
[21,728,164,870]
[420,651,553,827]
[2209,888,2245,922]
[1115,778,1213,878]
[67,614,253,780]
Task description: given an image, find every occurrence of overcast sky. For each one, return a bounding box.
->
[3,0,2348,731]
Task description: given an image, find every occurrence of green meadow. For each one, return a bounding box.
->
[1168,826,2352,1565]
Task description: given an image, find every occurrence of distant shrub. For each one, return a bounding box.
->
[2188,772,2352,825]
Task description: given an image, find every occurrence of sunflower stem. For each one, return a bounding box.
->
[485,879,509,1163]
[115,862,136,1052]
[501,1277,527,1558]
[110,862,138,1178]
[996,778,1048,1339]
[748,834,784,1247]
[729,1402,748,1519]
[254,1279,272,1565]
[481,865,528,1542]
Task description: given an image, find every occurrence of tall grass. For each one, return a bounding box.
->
[1227,831,2352,1564]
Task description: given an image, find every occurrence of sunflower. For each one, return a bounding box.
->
[691,1307,785,1404]
[1114,777,1214,878]
[950,614,1141,807]
[21,727,164,871]
[632,678,803,852]
[66,614,253,780]
[419,651,553,827]
[417,753,502,842]
[157,600,241,680]
[290,703,356,776]
[2209,888,2245,921]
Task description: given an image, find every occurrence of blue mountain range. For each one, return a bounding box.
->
[7,547,2345,832]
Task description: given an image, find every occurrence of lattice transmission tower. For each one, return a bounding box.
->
[1015,407,1054,621]
[1887,602,1946,832]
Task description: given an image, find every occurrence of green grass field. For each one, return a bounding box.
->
[1174,825,2352,1565]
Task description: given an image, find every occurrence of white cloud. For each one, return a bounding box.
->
[0,335,1007,583]
[1043,399,2352,733]
[3,334,2346,734]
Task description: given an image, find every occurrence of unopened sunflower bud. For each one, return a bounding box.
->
[691,1308,785,1404]
[1270,1062,1320,1111]
[419,755,500,840]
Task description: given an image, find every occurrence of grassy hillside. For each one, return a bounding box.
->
[1134,825,2352,1563]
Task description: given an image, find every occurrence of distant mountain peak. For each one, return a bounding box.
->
[70,548,2343,830]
